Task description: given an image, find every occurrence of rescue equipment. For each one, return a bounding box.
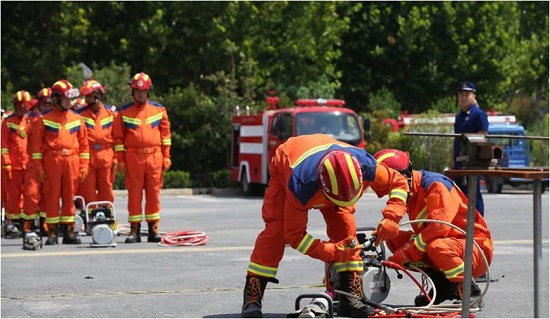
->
[158,230,208,246]
[85,201,118,247]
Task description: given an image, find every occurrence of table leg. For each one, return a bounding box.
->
[461,175,477,318]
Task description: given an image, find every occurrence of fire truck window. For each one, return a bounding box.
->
[271,114,293,140]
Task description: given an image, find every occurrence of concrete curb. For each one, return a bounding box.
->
[113,187,243,198]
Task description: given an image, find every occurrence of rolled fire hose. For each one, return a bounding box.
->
[158,230,208,247]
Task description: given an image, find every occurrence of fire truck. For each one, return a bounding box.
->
[230,97,366,195]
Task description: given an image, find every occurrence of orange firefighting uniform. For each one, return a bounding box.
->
[247,134,409,280]
[29,108,89,227]
[385,170,494,283]
[1,112,28,221]
[113,100,171,224]
[19,112,47,223]
[76,103,115,203]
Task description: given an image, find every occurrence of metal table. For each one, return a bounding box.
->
[445,168,549,318]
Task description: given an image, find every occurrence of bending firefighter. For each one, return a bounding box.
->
[29,80,89,245]
[241,134,409,318]
[113,72,171,243]
[372,149,494,305]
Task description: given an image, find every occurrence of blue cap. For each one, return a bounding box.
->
[458,81,476,92]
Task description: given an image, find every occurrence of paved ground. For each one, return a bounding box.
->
[1,189,548,318]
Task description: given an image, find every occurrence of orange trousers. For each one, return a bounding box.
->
[124,150,162,223]
[43,153,79,225]
[386,230,493,283]
[5,169,24,220]
[77,164,114,204]
[22,165,45,221]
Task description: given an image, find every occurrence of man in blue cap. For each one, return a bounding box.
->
[452,81,488,216]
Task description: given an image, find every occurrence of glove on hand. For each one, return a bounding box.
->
[79,167,88,183]
[372,218,400,246]
[2,165,12,179]
[389,242,423,266]
[163,158,171,172]
[333,236,362,262]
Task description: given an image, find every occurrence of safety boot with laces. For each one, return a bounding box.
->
[414,269,481,306]
[147,220,161,243]
[337,271,374,317]
[241,275,268,318]
[125,223,141,243]
[45,228,58,245]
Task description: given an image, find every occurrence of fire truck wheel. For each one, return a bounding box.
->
[241,170,257,196]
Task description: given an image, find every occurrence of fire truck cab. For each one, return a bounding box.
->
[230,98,365,195]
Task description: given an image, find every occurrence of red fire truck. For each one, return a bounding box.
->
[230,97,366,195]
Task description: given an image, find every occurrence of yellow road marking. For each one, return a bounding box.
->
[1,245,254,258]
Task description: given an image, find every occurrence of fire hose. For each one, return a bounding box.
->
[158,230,208,247]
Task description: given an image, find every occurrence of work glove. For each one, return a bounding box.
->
[372,218,400,246]
[332,236,362,263]
[79,167,88,183]
[2,165,12,179]
[163,157,171,172]
[388,242,423,267]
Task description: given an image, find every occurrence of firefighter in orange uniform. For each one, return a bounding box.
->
[241,134,409,318]
[113,72,171,243]
[76,80,115,205]
[373,149,493,306]
[29,80,89,245]
[21,88,53,236]
[1,90,33,237]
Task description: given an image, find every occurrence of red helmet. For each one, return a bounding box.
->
[373,149,411,173]
[80,79,105,96]
[13,90,32,109]
[37,88,52,103]
[130,72,152,90]
[52,79,80,99]
[72,97,87,110]
[317,150,363,207]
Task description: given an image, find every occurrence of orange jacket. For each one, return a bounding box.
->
[273,134,409,261]
[77,102,115,168]
[29,108,89,170]
[402,170,492,257]
[113,100,171,161]
[1,112,28,170]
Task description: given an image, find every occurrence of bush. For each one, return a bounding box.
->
[113,170,193,190]
[212,169,240,188]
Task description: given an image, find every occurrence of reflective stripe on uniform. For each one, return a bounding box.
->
[413,233,427,252]
[443,262,464,280]
[389,188,408,203]
[60,215,76,223]
[297,233,316,255]
[333,260,364,273]
[247,262,277,278]
[145,212,160,221]
[414,205,428,228]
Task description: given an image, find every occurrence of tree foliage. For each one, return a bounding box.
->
[2,1,548,182]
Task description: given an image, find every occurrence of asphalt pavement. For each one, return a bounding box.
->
[1,189,548,318]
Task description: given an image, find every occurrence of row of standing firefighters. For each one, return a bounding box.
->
[1,72,172,247]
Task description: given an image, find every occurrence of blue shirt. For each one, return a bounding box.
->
[453,104,489,168]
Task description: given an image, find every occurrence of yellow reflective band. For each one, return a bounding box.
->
[162,139,171,146]
[344,153,360,190]
[145,113,163,124]
[297,233,315,255]
[46,216,61,224]
[80,153,90,160]
[333,260,364,273]
[122,116,141,125]
[128,215,142,223]
[376,151,396,163]
[114,145,126,152]
[443,262,464,279]
[32,153,42,160]
[325,188,362,207]
[414,205,428,228]
[17,91,22,101]
[43,119,61,129]
[413,233,427,252]
[100,116,114,126]
[82,117,95,127]
[19,126,27,138]
[65,120,81,130]
[145,212,160,220]
[39,211,47,218]
[60,216,75,223]
[389,188,408,203]
[1,148,8,154]
[247,262,277,278]
[21,212,38,220]
[7,122,19,130]
[323,158,338,195]
[291,143,335,168]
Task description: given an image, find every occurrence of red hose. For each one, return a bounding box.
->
[382,260,433,304]
[159,230,208,246]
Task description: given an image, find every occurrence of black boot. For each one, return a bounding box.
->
[125,223,141,243]
[62,223,81,244]
[45,228,58,245]
[241,275,269,318]
[39,216,48,236]
[414,269,481,306]
[337,271,374,317]
[147,220,161,243]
